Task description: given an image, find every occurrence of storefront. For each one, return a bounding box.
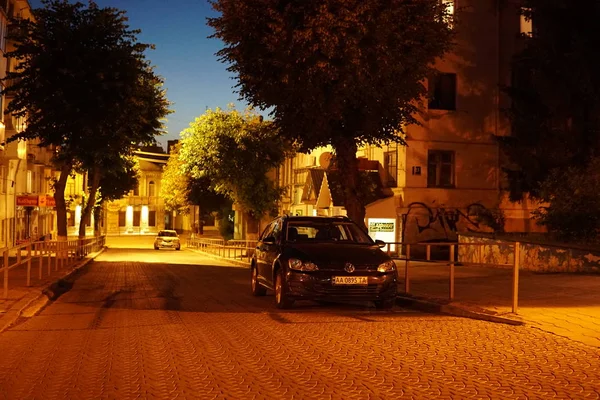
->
[15,194,56,242]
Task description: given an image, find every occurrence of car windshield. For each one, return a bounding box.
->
[286,221,373,244]
[158,231,177,237]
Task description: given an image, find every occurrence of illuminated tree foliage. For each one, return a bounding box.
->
[179,107,295,218]
[209,0,454,228]
[161,144,192,215]
[4,0,170,238]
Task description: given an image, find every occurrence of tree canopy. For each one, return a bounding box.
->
[179,107,295,217]
[499,0,600,201]
[209,0,454,227]
[4,0,171,237]
[161,143,192,214]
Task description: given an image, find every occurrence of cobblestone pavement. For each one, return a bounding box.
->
[0,249,599,399]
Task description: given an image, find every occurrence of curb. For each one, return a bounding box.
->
[0,246,107,333]
[395,295,524,326]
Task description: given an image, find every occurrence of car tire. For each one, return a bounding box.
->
[251,264,267,296]
[275,269,294,309]
[154,246,159,250]
[374,298,395,310]
[176,246,181,251]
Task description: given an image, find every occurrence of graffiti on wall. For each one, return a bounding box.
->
[402,202,503,242]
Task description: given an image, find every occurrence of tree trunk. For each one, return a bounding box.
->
[79,166,101,239]
[93,203,102,237]
[198,205,204,235]
[333,138,366,231]
[54,162,72,240]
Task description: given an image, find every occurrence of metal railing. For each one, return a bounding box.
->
[188,238,522,313]
[1,236,106,298]
[381,241,521,313]
[187,237,257,263]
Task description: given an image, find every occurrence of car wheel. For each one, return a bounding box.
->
[251,264,267,296]
[176,246,181,251]
[275,269,294,309]
[374,298,395,310]
[154,246,159,250]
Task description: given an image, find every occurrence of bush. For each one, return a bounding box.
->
[533,158,600,241]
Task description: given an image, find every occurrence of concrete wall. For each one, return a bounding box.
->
[458,234,600,273]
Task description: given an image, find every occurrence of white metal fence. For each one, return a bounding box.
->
[1,236,106,298]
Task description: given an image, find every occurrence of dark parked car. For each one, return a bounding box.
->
[251,215,397,309]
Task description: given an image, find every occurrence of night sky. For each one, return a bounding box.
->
[29,0,251,150]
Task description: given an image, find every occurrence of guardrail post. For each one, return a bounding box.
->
[512,242,520,314]
[38,242,43,280]
[46,241,51,276]
[404,244,410,293]
[3,249,8,298]
[26,243,32,287]
[479,244,484,265]
[426,244,431,261]
[449,244,455,300]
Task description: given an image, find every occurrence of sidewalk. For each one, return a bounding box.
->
[395,261,600,348]
[0,247,105,332]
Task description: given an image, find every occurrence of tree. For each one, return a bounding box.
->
[161,144,192,215]
[93,155,140,235]
[533,158,600,241]
[499,1,600,201]
[4,0,170,239]
[188,176,231,234]
[179,106,294,219]
[209,0,454,229]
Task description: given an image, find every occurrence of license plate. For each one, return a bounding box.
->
[332,276,368,285]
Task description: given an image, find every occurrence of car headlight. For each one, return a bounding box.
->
[377,260,396,273]
[289,258,319,272]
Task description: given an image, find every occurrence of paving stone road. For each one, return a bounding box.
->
[0,248,599,399]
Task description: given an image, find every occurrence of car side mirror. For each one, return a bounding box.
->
[375,239,386,248]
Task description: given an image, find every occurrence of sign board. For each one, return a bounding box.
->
[368,218,396,251]
[38,195,56,207]
[16,195,56,207]
[16,195,39,206]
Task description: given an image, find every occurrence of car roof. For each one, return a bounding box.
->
[281,215,352,223]
[159,230,178,233]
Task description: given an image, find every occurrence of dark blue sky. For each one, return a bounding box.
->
[29,0,250,150]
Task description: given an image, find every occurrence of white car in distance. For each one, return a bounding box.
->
[154,230,181,250]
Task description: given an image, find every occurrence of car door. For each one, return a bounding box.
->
[263,219,283,286]
[256,221,275,287]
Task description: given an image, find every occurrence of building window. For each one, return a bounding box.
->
[442,0,454,27]
[133,184,139,196]
[133,210,141,226]
[26,170,32,193]
[427,150,455,188]
[118,211,126,227]
[429,73,457,110]
[520,8,532,36]
[149,211,156,227]
[384,151,397,188]
[148,181,155,197]
[0,165,5,194]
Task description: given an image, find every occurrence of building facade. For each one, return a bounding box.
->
[0,0,60,246]
[266,0,541,244]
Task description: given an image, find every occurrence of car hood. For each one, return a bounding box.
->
[283,243,390,268]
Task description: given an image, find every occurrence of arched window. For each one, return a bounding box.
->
[148,181,155,197]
